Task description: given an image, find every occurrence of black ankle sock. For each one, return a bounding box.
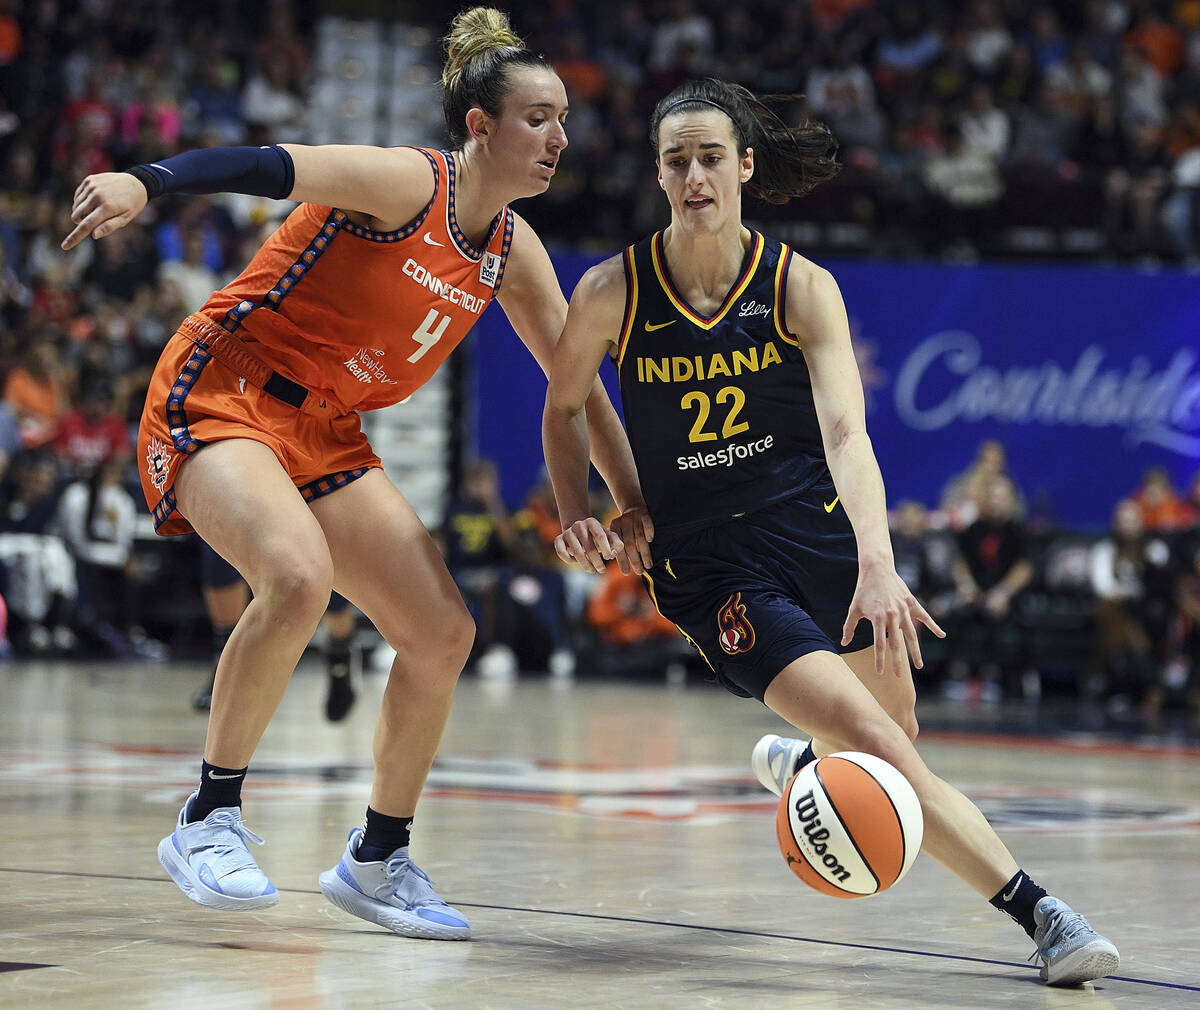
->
[356,807,413,862]
[989,870,1047,940]
[795,740,818,775]
[189,760,248,822]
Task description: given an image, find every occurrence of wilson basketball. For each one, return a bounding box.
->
[775,752,923,898]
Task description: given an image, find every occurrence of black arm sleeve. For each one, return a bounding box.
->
[125,145,296,201]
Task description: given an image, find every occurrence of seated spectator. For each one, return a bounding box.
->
[940,439,1023,528]
[1167,478,1200,712]
[443,458,519,673]
[158,231,222,315]
[1131,465,1193,531]
[0,450,77,653]
[920,122,1004,254]
[946,475,1036,701]
[3,342,70,448]
[54,456,158,657]
[1089,498,1173,712]
[53,380,131,475]
[587,564,677,647]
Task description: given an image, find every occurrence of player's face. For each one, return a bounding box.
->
[656,110,754,234]
[488,67,569,197]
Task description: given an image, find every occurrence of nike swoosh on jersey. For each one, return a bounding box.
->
[644,320,675,331]
[423,233,444,247]
[824,496,840,513]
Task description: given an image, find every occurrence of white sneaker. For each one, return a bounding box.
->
[750,734,811,797]
[1033,896,1120,986]
[319,828,471,940]
[157,793,278,910]
[548,648,575,679]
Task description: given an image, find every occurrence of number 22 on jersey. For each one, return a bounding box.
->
[681,385,750,443]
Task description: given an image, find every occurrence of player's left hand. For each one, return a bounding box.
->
[842,565,945,677]
[610,504,654,575]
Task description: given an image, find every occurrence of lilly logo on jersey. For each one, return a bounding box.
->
[738,299,770,318]
[717,592,755,655]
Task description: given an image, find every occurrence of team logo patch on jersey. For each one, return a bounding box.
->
[716,592,756,656]
[479,251,501,288]
[146,437,174,492]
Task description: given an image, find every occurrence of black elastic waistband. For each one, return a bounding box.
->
[262,370,308,409]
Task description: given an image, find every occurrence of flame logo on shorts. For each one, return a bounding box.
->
[716,592,755,656]
[146,437,174,492]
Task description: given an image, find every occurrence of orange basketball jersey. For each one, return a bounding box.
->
[198,147,514,414]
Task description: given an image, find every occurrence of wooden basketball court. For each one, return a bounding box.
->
[1,658,1197,1007]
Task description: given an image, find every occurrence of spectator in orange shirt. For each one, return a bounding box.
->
[3,342,70,448]
[1133,465,1193,531]
[587,564,677,646]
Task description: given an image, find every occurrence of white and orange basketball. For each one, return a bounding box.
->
[775,752,923,898]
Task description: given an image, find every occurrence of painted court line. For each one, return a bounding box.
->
[1,867,1195,993]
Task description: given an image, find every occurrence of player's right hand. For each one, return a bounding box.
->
[555,517,624,574]
[610,504,654,576]
[61,172,149,250]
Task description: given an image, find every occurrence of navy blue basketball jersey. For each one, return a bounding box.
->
[615,230,829,531]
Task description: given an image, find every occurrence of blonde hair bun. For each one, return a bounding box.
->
[443,7,525,89]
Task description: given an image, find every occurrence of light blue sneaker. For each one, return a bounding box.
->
[318,828,471,940]
[157,793,278,910]
[1032,896,1120,986]
[751,734,811,797]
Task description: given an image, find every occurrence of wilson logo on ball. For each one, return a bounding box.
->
[716,592,755,655]
[775,752,923,899]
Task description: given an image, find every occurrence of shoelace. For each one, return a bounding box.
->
[376,852,445,906]
[1029,906,1089,962]
[198,811,266,866]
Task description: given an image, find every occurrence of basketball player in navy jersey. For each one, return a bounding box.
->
[543,79,1119,986]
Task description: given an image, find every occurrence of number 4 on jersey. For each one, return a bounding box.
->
[407,309,451,363]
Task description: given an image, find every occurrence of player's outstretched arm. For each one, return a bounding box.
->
[788,257,944,676]
[539,255,648,575]
[63,144,435,250]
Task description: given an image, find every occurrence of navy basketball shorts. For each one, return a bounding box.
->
[642,484,874,701]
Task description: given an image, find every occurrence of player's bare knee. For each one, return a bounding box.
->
[383,602,474,680]
[255,553,334,629]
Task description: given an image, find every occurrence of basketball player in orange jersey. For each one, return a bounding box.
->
[543,79,1120,985]
[61,8,636,940]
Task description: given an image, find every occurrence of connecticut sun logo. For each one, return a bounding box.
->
[146,437,174,492]
[717,592,755,656]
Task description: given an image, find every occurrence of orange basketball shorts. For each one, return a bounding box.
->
[138,328,381,536]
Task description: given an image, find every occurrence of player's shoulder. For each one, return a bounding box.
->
[780,247,838,294]
[573,251,627,306]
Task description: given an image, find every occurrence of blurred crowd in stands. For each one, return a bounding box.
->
[507,0,1200,260]
[0,0,1196,717]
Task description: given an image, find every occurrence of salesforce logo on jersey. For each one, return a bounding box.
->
[895,331,1200,457]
